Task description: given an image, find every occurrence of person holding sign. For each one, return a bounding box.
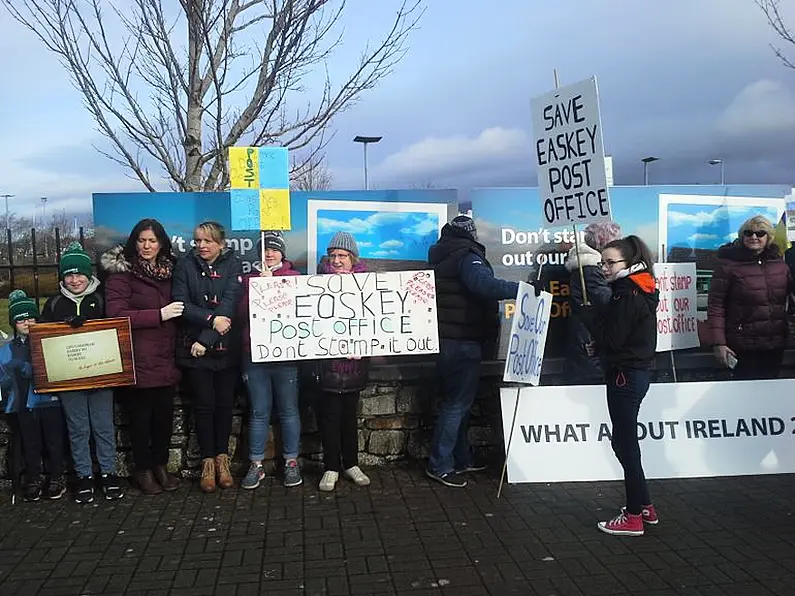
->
[314,231,371,492]
[578,235,660,537]
[239,232,303,490]
[707,216,793,380]
[40,242,125,504]
[564,222,622,384]
[426,215,519,489]
[102,219,183,495]
[172,222,244,493]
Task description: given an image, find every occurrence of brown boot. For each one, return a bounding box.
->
[200,458,216,493]
[153,465,181,492]
[136,470,163,495]
[215,454,234,489]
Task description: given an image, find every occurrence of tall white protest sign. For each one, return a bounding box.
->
[531,77,612,227]
[654,263,699,352]
[785,189,795,242]
[503,283,553,385]
[249,270,439,362]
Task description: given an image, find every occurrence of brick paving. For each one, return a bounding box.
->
[1,464,794,596]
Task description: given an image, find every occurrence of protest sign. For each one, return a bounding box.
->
[531,77,611,227]
[228,145,291,230]
[502,283,553,385]
[785,190,795,242]
[654,262,699,352]
[248,270,439,362]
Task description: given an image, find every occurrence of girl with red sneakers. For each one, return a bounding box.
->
[579,235,660,536]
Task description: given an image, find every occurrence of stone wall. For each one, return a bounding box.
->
[2,350,794,480]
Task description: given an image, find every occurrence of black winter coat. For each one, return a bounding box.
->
[40,279,105,323]
[565,243,613,382]
[172,249,244,370]
[707,241,792,351]
[579,269,659,371]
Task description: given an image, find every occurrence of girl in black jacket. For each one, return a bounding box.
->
[579,235,660,537]
[172,222,243,493]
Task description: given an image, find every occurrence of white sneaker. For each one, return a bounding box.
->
[319,471,339,492]
[343,466,371,486]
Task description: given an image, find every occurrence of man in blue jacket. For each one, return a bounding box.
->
[426,215,519,488]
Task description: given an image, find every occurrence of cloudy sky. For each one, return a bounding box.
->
[1,0,794,219]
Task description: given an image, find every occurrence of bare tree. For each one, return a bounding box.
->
[291,152,333,190]
[3,0,424,192]
[758,0,795,69]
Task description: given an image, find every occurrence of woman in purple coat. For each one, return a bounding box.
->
[102,219,185,494]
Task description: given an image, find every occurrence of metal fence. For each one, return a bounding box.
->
[0,227,91,304]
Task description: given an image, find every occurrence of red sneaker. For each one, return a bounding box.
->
[622,504,659,525]
[598,511,644,536]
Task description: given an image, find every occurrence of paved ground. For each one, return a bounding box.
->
[1,464,794,596]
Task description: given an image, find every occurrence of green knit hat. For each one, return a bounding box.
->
[59,241,92,278]
[8,289,39,323]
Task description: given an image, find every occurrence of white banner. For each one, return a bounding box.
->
[249,270,439,361]
[531,77,612,227]
[653,262,699,351]
[503,283,553,385]
[500,381,795,483]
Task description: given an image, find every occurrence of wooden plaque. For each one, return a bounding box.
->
[28,317,136,393]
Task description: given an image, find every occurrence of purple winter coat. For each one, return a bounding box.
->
[102,245,181,388]
[707,241,793,352]
[315,258,370,393]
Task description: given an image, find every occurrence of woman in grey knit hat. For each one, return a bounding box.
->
[314,231,371,492]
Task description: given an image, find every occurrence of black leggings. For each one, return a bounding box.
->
[315,391,359,472]
[127,385,175,471]
[187,368,239,459]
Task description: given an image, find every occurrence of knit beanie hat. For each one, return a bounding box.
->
[450,215,477,239]
[59,241,93,278]
[327,231,359,258]
[8,289,39,323]
[257,231,287,258]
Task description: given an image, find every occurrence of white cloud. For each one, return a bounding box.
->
[717,79,795,136]
[687,233,719,244]
[379,239,404,249]
[371,249,400,257]
[316,211,416,235]
[373,127,530,184]
[400,218,439,237]
[357,241,373,247]
[667,208,727,228]
[724,233,736,243]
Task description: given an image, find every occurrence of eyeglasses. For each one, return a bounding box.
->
[742,230,767,239]
[328,252,351,260]
[598,259,626,268]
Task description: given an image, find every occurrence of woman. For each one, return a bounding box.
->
[172,221,243,493]
[239,231,303,490]
[103,218,184,494]
[565,221,622,384]
[315,231,371,492]
[578,235,659,537]
[707,215,792,380]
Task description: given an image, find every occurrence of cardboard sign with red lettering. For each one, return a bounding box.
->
[654,262,699,352]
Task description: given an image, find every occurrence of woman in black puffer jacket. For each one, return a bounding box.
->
[172,221,243,493]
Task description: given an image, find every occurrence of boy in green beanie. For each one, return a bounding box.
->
[40,241,124,504]
[1,290,67,501]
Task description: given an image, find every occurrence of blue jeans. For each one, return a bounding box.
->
[606,368,652,514]
[428,339,482,475]
[59,389,117,478]
[244,362,301,461]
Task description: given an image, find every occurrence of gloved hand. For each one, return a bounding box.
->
[529,278,544,297]
[160,301,185,321]
[65,315,87,328]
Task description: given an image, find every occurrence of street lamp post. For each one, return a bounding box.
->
[708,159,725,185]
[641,156,659,185]
[353,135,382,190]
[0,194,13,232]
